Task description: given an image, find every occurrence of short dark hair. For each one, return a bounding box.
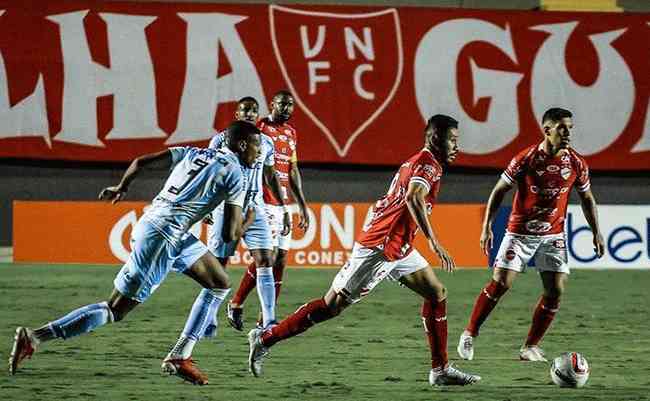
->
[542,107,572,124]
[426,114,458,136]
[227,120,259,144]
[272,90,293,102]
[238,96,258,105]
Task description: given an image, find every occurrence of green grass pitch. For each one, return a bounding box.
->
[1,264,649,401]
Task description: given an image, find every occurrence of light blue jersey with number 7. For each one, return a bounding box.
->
[143,146,247,248]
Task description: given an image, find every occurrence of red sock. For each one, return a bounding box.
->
[525,296,559,346]
[231,262,257,306]
[273,263,286,302]
[465,280,509,336]
[422,298,448,369]
[261,298,334,347]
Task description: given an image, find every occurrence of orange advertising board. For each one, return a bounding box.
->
[13,201,488,268]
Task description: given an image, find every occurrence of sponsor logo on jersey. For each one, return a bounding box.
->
[530,185,569,197]
[546,165,560,173]
[279,134,288,141]
[525,219,552,233]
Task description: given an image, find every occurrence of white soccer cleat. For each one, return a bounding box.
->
[429,364,481,386]
[247,328,269,377]
[519,345,548,362]
[457,331,475,360]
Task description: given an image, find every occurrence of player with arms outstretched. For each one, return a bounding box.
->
[227,90,310,330]
[457,107,605,362]
[247,115,480,386]
[8,121,261,381]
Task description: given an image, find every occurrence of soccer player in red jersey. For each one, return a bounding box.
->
[247,115,481,386]
[457,107,605,362]
[227,90,310,330]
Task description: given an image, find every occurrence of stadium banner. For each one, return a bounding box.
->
[0,2,649,170]
[13,201,487,268]
[489,205,650,269]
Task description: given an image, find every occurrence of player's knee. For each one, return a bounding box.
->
[493,278,512,292]
[544,287,563,299]
[109,306,126,322]
[433,285,447,301]
[274,252,288,268]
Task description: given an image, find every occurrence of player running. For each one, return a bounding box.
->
[247,115,481,386]
[457,107,605,362]
[160,98,290,383]
[227,90,310,331]
[8,121,261,380]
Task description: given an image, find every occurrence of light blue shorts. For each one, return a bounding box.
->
[114,219,208,303]
[208,204,272,258]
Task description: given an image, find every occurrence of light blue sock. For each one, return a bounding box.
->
[182,288,230,341]
[48,302,114,340]
[256,267,276,327]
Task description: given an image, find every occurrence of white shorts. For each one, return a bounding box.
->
[494,231,569,274]
[331,243,429,303]
[266,204,292,251]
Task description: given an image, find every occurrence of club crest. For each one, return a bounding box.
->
[270,5,403,157]
[560,167,571,180]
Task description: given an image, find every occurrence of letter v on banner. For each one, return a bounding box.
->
[269,5,403,157]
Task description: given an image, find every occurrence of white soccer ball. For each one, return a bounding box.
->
[550,352,590,388]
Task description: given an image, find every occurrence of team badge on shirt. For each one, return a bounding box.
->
[560,167,571,180]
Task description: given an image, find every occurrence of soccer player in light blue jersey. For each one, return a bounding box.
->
[208,97,289,330]
[9,121,262,384]
[161,97,289,383]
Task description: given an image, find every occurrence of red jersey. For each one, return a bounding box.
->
[503,143,590,235]
[358,149,443,261]
[258,117,298,206]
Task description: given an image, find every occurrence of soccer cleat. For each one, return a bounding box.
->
[457,331,475,361]
[226,303,244,331]
[161,357,209,385]
[247,328,269,377]
[429,364,482,386]
[519,345,548,362]
[9,327,36,375]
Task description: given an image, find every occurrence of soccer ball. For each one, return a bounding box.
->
[550,352,590,388]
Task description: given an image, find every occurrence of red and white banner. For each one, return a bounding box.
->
[0,1,649,169]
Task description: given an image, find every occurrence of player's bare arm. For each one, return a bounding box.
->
[289,160,310,231]
[405,181,455,272]
[99,149,173,204]
[577,188,605,258]
[222,203,245,243]
[263,164,290,236]
[242,208,256,232]
[480,178,514,255]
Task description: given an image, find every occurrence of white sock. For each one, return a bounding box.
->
[256,267,276,327]
[167,336,197,360]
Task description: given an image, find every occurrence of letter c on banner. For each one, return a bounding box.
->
[109,210,138,262]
